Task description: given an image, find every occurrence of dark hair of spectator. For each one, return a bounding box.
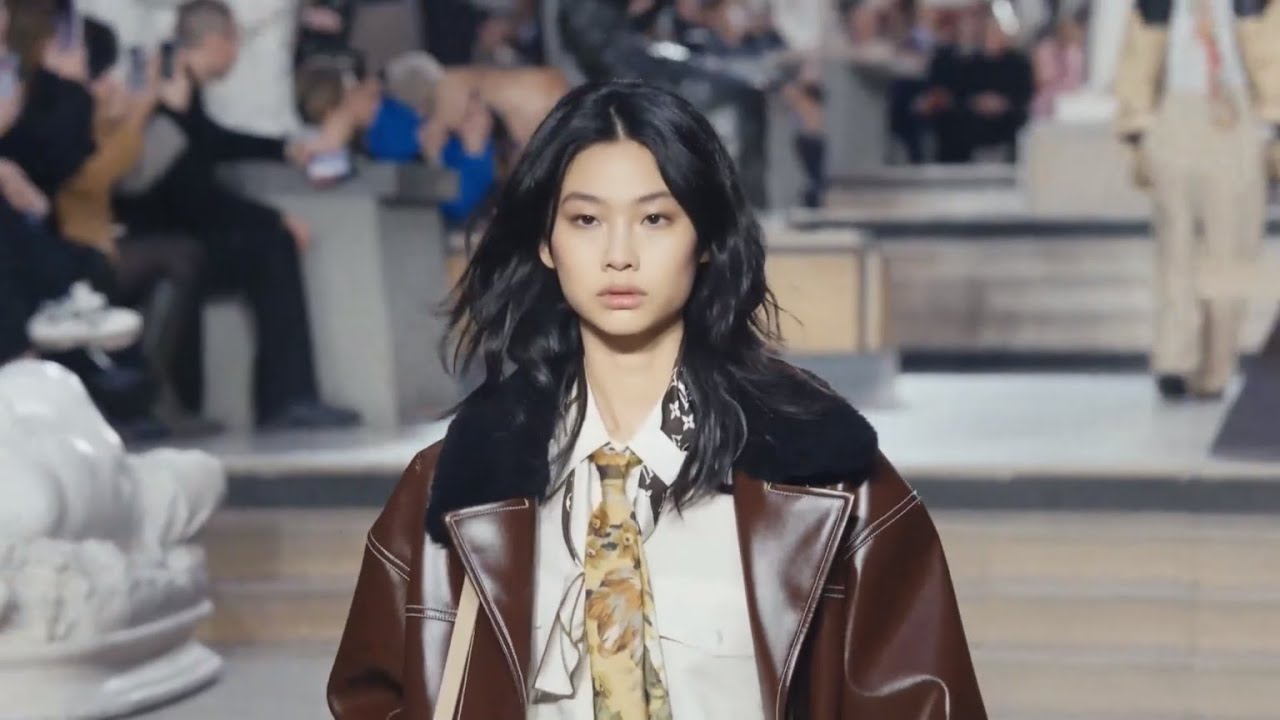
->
[444,79,838,507]
[175,0,235,48]
[4,0,56,79]
[83,17,118,81]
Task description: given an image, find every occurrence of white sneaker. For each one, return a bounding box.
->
[26,281,144,353]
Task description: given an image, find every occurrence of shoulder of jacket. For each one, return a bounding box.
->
[365,442,445,573]
[846,454,925,553]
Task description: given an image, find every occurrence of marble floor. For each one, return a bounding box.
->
[191,372,1276,483]
[130,645,333,720]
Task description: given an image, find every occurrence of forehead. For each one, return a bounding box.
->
[560,140,671,202]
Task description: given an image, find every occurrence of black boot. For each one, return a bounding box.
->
[1156,375,1188,400]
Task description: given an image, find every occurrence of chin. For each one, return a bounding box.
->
[582,311,681,348]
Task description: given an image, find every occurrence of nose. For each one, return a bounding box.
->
[602,222,638,272]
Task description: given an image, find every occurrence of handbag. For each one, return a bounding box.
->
[434,575,480,720]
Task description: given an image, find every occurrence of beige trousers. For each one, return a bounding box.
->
[1145,93,1268,394]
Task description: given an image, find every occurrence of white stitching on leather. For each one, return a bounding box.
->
[763,482,850,500]
[774,494,850,720]
[450,498,531,521]
[821,591,846,599]
[446,500,531,706]
[368,532,410,574]
[367,534,410,581]
[852,496,921,553]
[424,608,456,622]
[849,493,916,549]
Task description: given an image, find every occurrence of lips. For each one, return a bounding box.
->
[599,286,645,310]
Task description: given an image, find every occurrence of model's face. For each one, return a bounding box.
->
[541,139,700,347]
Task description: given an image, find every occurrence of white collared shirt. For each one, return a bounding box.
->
[1165,0,1248,95]
[529,383,764,719]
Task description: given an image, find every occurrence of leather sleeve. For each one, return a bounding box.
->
[840,457,987,719]
[328,446,440,719]
[1238,0,1280,123]
[1114,7,1169,138]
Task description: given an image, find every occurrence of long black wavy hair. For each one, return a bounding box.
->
[445,79,837,506]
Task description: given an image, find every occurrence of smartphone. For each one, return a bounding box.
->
[127,46,147,90]
[307,147,353,184]
[159,40,176,80]
[0,54,18,102]
[54,1,81,50]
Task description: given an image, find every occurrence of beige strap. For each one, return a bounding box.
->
[433,576,479,720]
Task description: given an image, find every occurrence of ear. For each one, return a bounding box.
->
[539,239,556,269]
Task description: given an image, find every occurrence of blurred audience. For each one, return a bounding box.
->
[297,57,510,227]
[916,5,1032,163]
[1030,6,1087,118]
[112,0,359,431]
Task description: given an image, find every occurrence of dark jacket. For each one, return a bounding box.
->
[0,68,96,197]
[328,363,987,719]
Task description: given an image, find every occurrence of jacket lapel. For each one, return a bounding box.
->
[733,473,856,720]
[444,499,537,709]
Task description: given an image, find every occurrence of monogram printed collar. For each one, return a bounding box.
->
[549,369,695,492]
[552,369,695,564]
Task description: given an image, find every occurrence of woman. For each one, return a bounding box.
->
[328,80,986,719]
[1030,8,1087,119]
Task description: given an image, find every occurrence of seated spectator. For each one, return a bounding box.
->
[297,58,507,228]
[923,7,1032,163]
[57,17,214,434]
[1,0,96,199]
[1030,7,1087,119]
[113,0,359,431]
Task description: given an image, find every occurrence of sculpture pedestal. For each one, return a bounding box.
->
[0,360,227,720]
[0,602,220,720]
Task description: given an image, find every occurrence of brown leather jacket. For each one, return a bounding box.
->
[328,366,986,719]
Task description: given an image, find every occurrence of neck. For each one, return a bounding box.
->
[580,319,684,444]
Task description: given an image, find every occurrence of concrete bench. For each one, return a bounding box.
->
[206,161,460,432]
[1020,120,1150,218]
[823,57,894,174]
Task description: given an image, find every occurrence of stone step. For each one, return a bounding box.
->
[975,647,1280,719]
[200,578,353,647]
[202,508,376,583]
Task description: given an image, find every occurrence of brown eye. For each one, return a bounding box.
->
[642,213,669,226]
[573,214,599,227]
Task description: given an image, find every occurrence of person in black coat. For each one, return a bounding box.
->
[922,9,1033,163]
[113,0,359,430]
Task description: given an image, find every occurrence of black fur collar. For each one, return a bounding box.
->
[425,360,879,543]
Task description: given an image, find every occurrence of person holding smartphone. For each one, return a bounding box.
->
[112,0,359,431]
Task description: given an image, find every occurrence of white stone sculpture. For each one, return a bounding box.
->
[0,359,226,720]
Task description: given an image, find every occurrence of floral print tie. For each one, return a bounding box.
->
[584,446,673,720]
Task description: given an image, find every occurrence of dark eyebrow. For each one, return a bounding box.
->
[559,191,674,207]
